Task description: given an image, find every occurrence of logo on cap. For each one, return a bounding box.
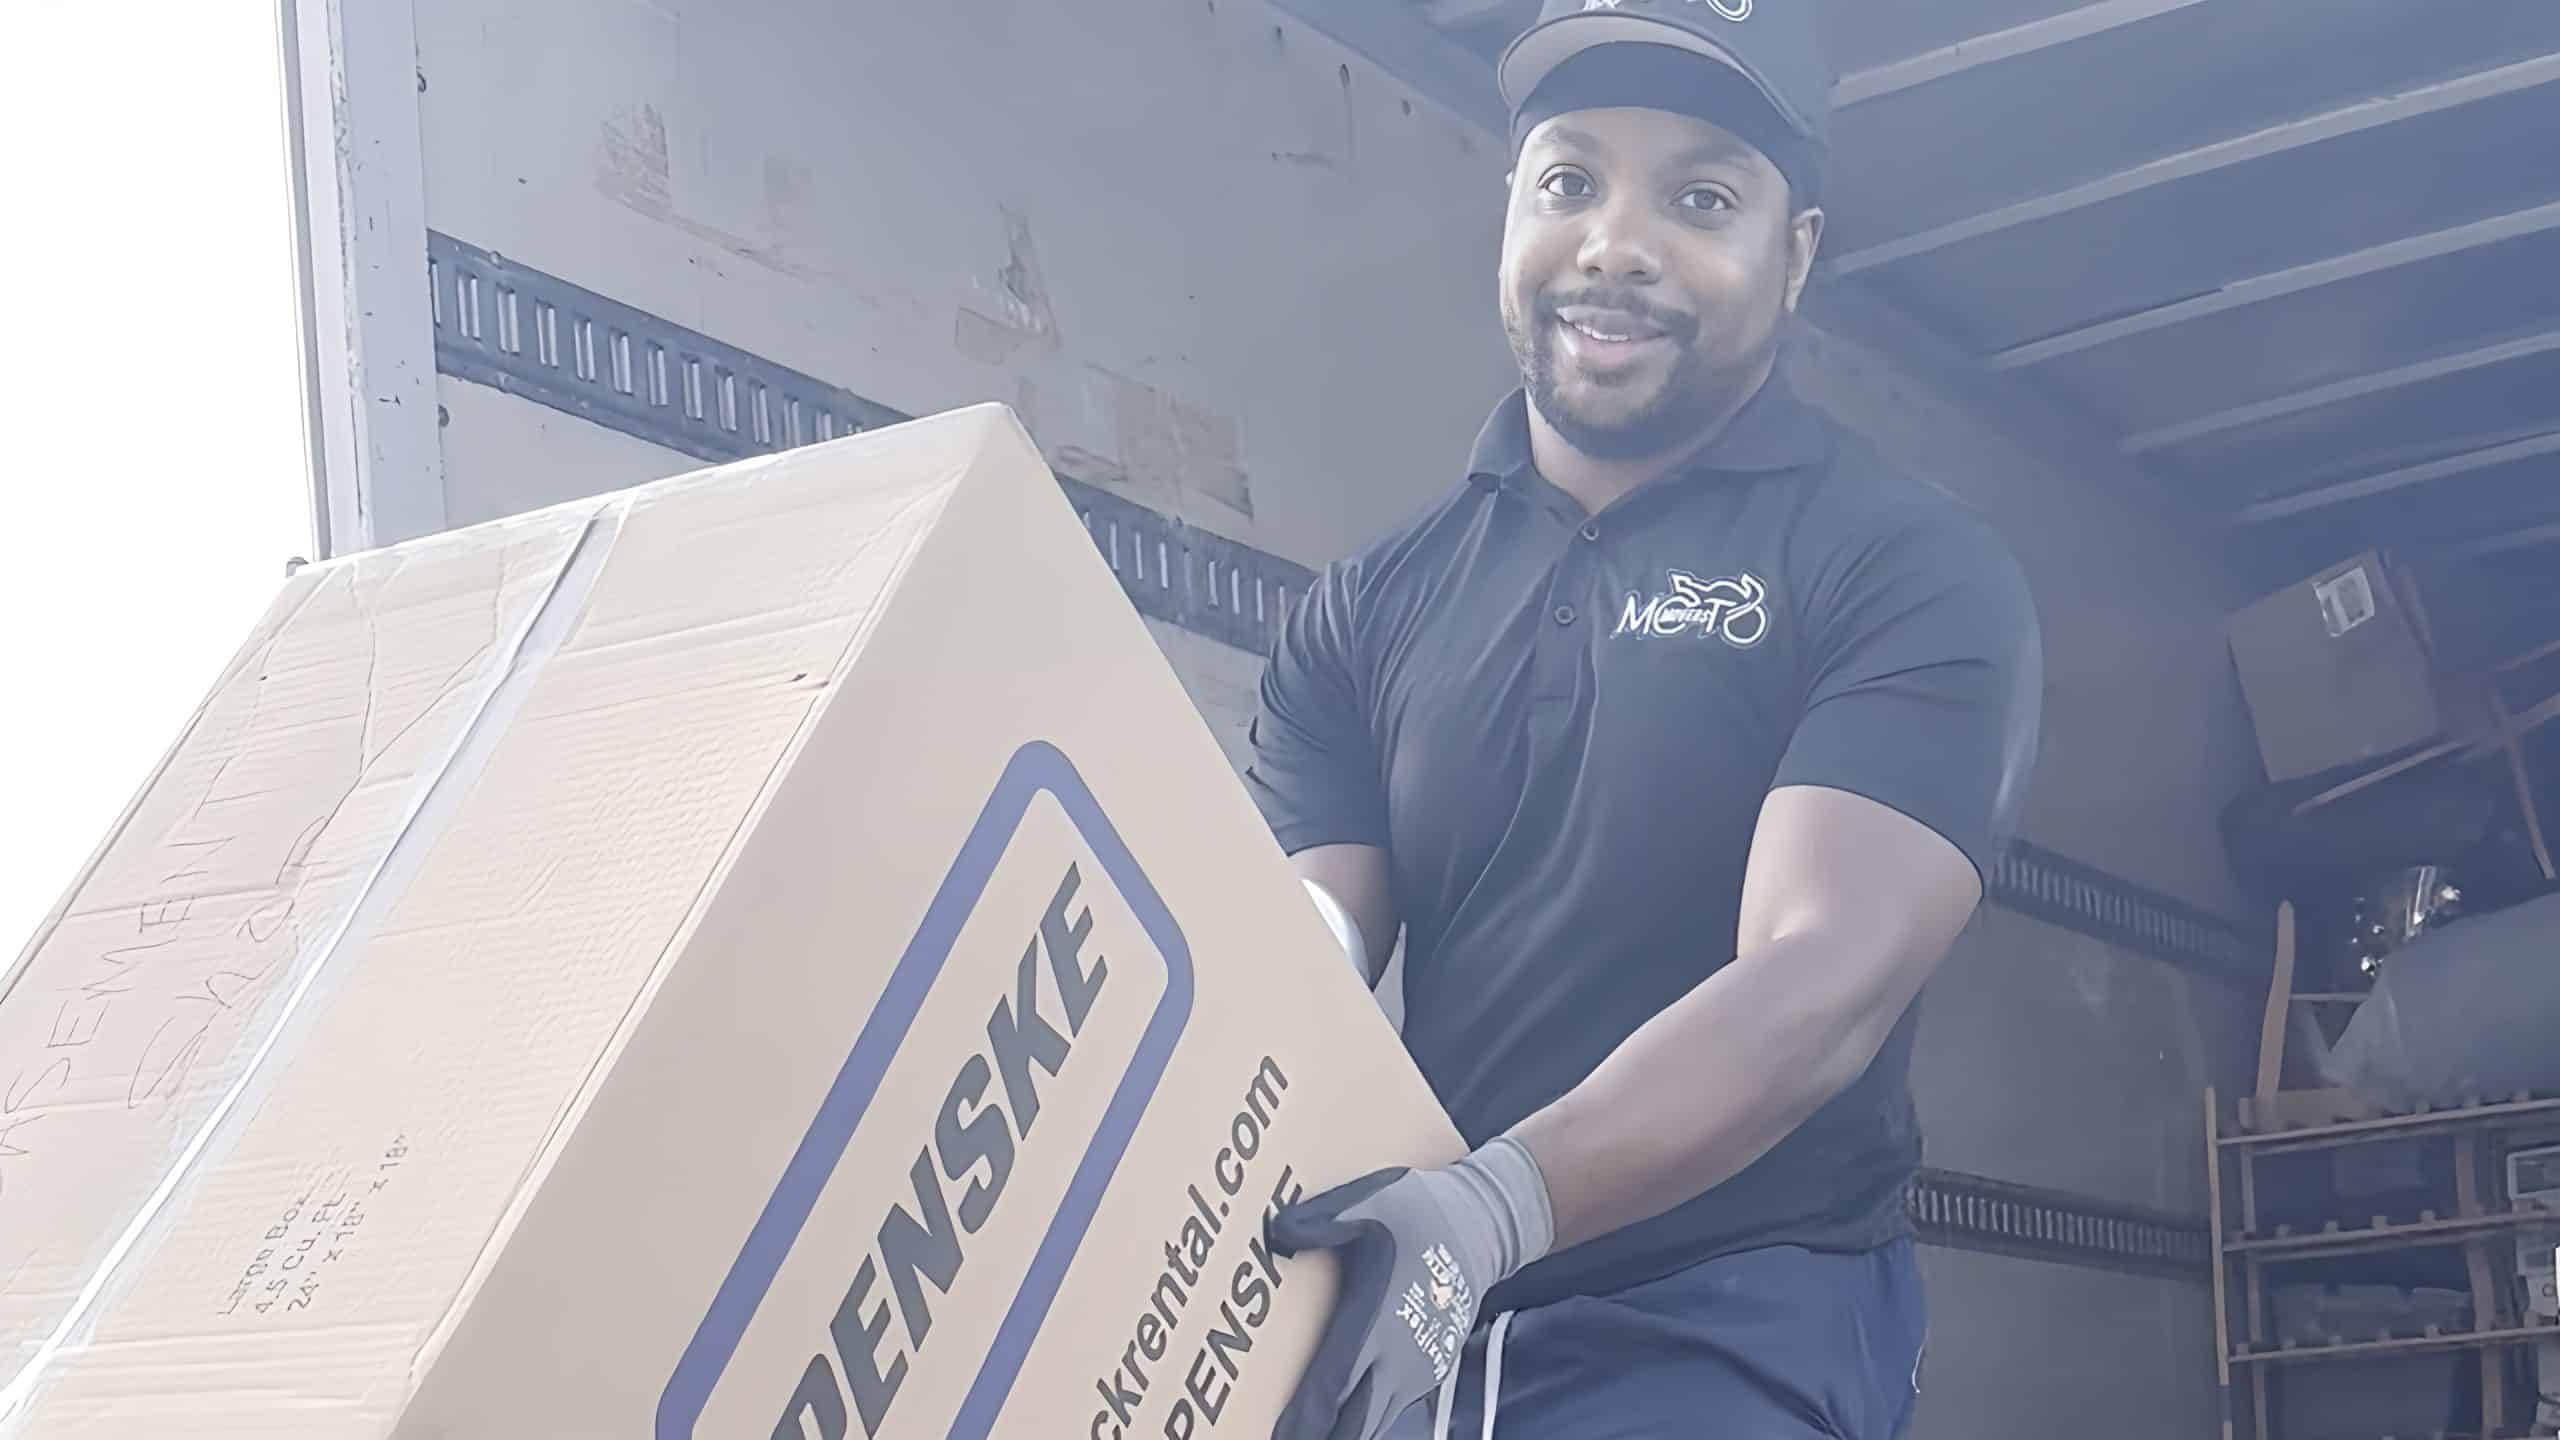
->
[1581,0,1753,17]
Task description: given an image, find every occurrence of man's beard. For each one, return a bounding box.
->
[1505,287,1734,462]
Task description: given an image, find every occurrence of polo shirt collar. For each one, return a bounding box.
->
[1465,366,1831,491]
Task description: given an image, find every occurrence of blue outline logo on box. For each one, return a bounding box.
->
[657,740,1194,1438]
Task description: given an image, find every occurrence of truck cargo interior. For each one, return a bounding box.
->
[10,0,2558,1436]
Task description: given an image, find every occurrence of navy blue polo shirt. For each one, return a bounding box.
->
[1244,369,2042,1311]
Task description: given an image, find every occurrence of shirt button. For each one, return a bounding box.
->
[1580,522,1601,542]
[1554,604,1578,626]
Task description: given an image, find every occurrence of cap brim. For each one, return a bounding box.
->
[1497,14,1807,138]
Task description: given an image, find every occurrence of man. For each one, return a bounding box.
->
[1243,2,2044,1436]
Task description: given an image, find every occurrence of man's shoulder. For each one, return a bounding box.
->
[1761,420,2037,650]
[1324,476,1486,600]
[1798,424,2027,581]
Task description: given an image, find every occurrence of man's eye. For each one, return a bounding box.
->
[1539,169,1594,200]
[1677,188,1735,213]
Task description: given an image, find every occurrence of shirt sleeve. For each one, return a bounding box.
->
[1770,509,2044,883]
[1243,559,1393,855]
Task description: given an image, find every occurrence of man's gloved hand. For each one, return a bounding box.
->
[1267,1136,1553,1440]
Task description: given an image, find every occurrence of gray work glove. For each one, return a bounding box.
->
[1267,1137,1553,1440]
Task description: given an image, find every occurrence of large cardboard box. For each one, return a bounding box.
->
[2226,549,2467,783]
[0,405,1458,1437]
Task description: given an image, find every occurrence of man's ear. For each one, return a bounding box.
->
[1785,206,1825,313]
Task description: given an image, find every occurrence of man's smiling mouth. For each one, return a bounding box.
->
[1556,305,1669,344]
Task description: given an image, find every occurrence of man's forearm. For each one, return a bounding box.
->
[1505,929,1913,1254]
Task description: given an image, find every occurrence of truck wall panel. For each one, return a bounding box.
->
[435,375,696,520]
[414,0,1517,572]
[1911,1246,2220,1440]
[1918,907,2252,1217]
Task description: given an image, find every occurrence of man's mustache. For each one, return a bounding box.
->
[1538,289,1699,342]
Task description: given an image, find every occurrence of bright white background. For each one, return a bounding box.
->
[0,4,312,956]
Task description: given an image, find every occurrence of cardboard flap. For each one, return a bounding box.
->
[1,414,986,1434]
[0,510,593,1387]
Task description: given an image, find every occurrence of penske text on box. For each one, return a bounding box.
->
[0,403,1460,1437]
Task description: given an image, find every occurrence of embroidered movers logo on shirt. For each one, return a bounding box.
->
[657,740,1193,1440]
[1613,569,1771,647]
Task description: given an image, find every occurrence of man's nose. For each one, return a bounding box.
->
[1576,196,1664,284]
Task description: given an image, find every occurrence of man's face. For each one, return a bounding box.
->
[1499,105,1822,461]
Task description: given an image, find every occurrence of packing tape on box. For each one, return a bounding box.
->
[0,501,627,1428]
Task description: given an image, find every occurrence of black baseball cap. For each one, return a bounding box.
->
[1499,0,1832,192]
